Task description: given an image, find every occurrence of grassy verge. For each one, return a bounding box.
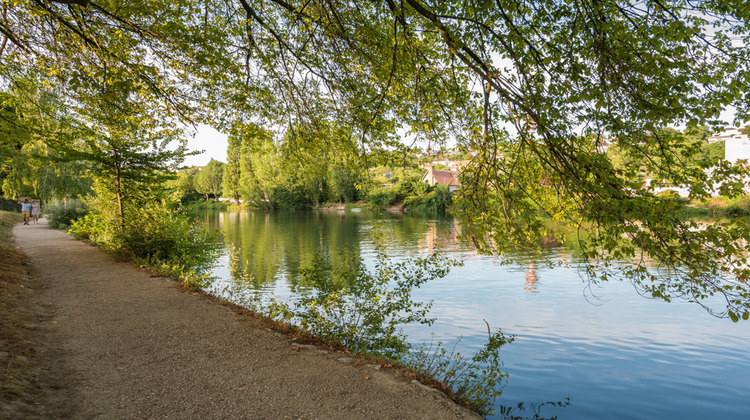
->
[0,211,62,417]
[682,196,750,217]
[0,210,20,238]
[0,211,30,405]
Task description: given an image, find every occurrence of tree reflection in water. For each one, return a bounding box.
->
[498,398,571,420]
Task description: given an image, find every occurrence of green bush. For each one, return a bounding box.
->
[70,201,218,287]
[656,190,682,200]
[726,196,750,216]
[0,196,20,212]
[46,199,88,230]
[121,204,218,269]
[403,185,453,212]
[69,210,119,247]
[267,251,460,359]
[273,184,312,210]
[395,176,428,199]
[367,187,398,209]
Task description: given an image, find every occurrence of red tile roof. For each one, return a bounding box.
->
[423,169,460,186]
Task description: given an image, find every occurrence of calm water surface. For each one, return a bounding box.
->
[194,209,750,419]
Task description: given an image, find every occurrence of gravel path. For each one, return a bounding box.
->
[11,220,478,419]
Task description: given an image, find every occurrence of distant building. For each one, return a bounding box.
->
[422,165,460,192]
[708,126,744,144]
[705,126,750,163]
[724,135,750,164]
[432,158,451,167]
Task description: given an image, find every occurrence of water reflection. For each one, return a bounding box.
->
[424,218,462,250]
[203,211,467,290]
[524,263,539,293]
[193,209,750,420]
[499,399,571,420]
[207,210,366,288]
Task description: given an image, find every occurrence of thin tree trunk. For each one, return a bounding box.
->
[113,149,125,230]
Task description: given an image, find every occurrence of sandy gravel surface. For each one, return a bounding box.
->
[8,219,478,419]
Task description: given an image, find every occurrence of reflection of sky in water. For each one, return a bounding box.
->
[197,210,750,420]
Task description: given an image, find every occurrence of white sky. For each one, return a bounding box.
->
[183,124,228,167]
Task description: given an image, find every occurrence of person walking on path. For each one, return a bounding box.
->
[18,198,31,225]
[30,200,41,224]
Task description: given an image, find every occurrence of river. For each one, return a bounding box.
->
[193,209,750,419]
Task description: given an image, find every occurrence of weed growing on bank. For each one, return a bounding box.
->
[403,325,514,416]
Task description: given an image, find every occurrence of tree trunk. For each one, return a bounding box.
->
[113,150,125,231]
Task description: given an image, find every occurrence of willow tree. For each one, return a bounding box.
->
[0,87,91,201]
[279,121,367,206]
[3,0,750,319]
[194,158,224,200]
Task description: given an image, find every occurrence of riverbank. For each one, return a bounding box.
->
[681,195,750,217]
[0,215,478,419]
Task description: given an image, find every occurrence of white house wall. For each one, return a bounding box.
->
[725,135,750,164]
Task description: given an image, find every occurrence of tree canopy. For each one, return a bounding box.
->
[2,0,750,319]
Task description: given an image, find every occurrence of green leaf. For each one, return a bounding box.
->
[728,311,739,323]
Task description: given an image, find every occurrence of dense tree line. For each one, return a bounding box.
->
[182,122,451,211]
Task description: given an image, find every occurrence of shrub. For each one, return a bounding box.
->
[404,327,514,417]
[403,185,453,212]
[46,199,88,230]
[0,196,19,212]
[259,251,513,415]
[69,210,115,245]
[367,187,398,209]
[70,201,218,285]
[120,203,218,271]
[726,196,750,216]
[268,251,461,359]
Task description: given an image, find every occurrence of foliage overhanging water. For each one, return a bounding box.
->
[194,209,750,420]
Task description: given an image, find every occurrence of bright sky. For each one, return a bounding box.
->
[183,124,228,167]
[178,108,741,168]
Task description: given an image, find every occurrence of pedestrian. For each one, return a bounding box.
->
[18,198,31,225]
[31,199,41,224]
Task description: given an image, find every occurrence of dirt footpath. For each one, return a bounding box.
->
[9,220,478,419]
